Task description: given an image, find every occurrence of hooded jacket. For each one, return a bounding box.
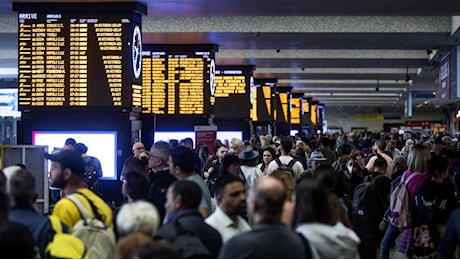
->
[296,222,360,259]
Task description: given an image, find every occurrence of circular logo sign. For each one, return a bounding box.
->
[132,25,142,79]
[209,59,216,96]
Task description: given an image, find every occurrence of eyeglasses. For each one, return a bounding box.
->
[149,154,161,159]
[134,147,145,150]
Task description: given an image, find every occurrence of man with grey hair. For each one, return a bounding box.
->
[147,141,177,223]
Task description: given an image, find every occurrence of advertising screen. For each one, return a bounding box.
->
[32,131,117,180]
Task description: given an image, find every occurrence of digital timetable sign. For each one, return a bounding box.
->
[274,86,292,122]
[212,65,254,119]
[290,94,303,125]
[13,3,146,110]
[250,79,276,122]
[142,44,218,115]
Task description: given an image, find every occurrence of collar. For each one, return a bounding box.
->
[11,204,37,212]
[252,220,286,230]
[153,167,170,173]
[214,206,240,228]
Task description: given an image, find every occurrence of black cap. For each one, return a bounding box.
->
[45,150,86,177]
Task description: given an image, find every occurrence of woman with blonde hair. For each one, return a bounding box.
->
[229,138,244,154]
[380,144,431,258]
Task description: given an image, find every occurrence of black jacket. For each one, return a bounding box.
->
[219,220,306,259]
[156,210,222,258]
[148,169,177,222]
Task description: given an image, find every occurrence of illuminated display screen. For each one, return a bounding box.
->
[274,92,289,121]
[251,79,276,122]
[274,87,291,122]
[32,131,117,180]
[154,131,243,147]
[310,104,317,125]
[290,97,301,124]
[303,101,310,113]
[211,65,253,118]
[14,3,144,110]
[142,44,217,115]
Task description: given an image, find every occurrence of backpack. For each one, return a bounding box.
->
[410,194,442,258]
[172,219,212,259]
[66,193,116,259]
[44,215,87,259]
[352,174,386,219]
[275,158,296,176]
[83,157,100,188]
[388,172,421,228]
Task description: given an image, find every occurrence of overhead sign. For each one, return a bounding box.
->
[211,65,254,119]
[142,44,217,115]
[14,3,146,110]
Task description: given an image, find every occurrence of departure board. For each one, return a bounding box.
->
[211,65,254,119]
[290,94,303,125]
[274,87,292,122]
[250,79,276,122]
[142,44,217,115]
[13,3,146,110]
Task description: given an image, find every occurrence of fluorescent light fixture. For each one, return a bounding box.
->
[0,68,18,76]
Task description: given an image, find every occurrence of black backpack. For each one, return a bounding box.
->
[172,220,212,259]
[275,158,296,176]
[83,157,100,188]
[352,174,387,219]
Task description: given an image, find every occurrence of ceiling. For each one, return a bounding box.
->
[2,0,460,111]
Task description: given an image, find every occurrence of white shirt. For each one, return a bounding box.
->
[205,206,251,243]
[266,155,304,180]
[240,165,262,188]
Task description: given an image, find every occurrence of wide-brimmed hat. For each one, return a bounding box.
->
[310,150,327,161]
[238,145,259,161]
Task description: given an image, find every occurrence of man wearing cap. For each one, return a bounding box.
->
[239,145,262,188]
[297,149,328,182]
[46,150,113,231]
[267,138,304,181]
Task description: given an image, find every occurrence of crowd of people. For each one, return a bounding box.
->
[1,130,460,258]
